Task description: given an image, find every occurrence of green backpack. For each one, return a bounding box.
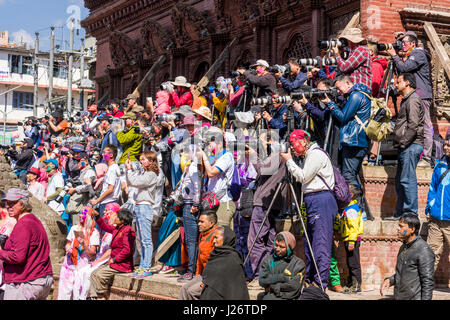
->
[354,91,393,142]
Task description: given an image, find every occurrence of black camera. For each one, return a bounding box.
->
[0,234,8,249]
[318,38,348,49]
[229,70,241,78]
[55,179,81,203]
[377,41,402,52]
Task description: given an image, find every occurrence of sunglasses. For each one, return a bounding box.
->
[6,200,19,207]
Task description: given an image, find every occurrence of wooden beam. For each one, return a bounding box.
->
[424,22,450,79]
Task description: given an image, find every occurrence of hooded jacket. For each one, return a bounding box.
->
[393,47,432,100]
[388,236,434,300]
[116,126,143,164]
[328,83,372,149]
[258,233,305,300]
[200,227,250,300]
[9,138,35,171]
[425,156,450,221]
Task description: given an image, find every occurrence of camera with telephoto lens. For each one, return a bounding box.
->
[157,113,180,123]
[0,234,7,249]
[290,87,338,101]
[377,41,402,52]
[160,82,174,91]
[297,57,337,67]
[55,179,82,203]
[318,38,348,49]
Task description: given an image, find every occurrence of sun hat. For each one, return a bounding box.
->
[171,76,191,88]
[339,28,365,44]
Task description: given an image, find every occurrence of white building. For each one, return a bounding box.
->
[0,31,95,142]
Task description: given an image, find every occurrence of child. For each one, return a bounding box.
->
[339,184,363,294]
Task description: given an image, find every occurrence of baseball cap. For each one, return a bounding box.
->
[27,167,40,176]
[4,188,29,201]
[289,129,311,143]
[398,31,417,40]
[251,59,270,69]
[43,158,59,168]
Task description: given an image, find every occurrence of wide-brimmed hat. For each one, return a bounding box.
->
[173,105,194,116]
[193,106,212,121]
[171,76,191,88]
[122,112,137,120]
[339,28,365,44]
[131,105,145,113]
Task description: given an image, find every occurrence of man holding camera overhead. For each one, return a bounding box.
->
[332,28,372,89]
[275,58,308,93]
[386,31,433,168]
[238,60,277,98]
[116,112,143,165]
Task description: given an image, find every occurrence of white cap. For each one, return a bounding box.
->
[251,59,270,68]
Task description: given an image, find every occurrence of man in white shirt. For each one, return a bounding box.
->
[43,158,66,218]
[89,145,122,217]
[197,127,236,228]
[280,129,338,291]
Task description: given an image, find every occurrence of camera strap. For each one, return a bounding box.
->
[438,167,450,186]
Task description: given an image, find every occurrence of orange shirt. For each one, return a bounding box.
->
[195,225,218,276]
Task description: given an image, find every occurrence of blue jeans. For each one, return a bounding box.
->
[395,143,423,216]
[182,203,198,274]
[134,204,154,269]
[341,146,368,186]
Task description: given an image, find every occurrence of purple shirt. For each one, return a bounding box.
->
[0,214,53,284]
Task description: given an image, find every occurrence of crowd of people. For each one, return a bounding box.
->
[0,27,449,301]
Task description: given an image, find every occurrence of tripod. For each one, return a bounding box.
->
[374,58,398,166]
[243,166,325,291]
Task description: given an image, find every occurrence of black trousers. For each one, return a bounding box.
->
[345,241,362,285]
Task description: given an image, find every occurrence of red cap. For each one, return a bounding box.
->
[289,129,310,143]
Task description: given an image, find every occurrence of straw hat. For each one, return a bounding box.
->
[339,28,365,44]
[193,106,212,121]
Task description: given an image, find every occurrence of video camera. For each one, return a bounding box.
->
[318,38,348,49]
[377,41,402,52]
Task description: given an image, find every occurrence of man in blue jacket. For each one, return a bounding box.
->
[258,90,288,139]
[322,75,371,186]
[425,135,450,271]
[276,58,308,93]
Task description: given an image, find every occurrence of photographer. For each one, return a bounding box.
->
[324,75,371,186]
[167,76,193,108]
[43,158,66,217]
[294,78,341,165]
[109,99,124,118]
[8,138,35,184]
[386,31,433,167]
[280,129,338,291]
[47,109,69,136]
[332,28,372,89]
[238,60,277,98]
[116,112,143,165]
[276,58,308,93]
[255,90,288,139]
[23,117,40,146]
[98,114,119,153]
[66,152,96,199]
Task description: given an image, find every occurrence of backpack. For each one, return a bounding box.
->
[228,164,242,202]
[316,148,351,211]
[354,91,393,142]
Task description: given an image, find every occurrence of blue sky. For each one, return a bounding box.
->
[0,0,90,51]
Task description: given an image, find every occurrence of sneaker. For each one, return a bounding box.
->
[135,268,152,278]
[417,159,431,168]
[159,265,176,274]
[177,272,193,283]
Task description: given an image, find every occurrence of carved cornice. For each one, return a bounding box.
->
[141,18,175,59]
[108,30,142,68]
[399,5,450,35]
[84,0,111,11]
